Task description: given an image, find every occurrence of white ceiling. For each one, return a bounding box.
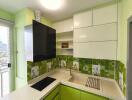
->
[0,0,114,22]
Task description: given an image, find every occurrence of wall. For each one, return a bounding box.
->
[27,16,54,81]
[0,8,14,21]
[41,16,53,27]
[15,8,35,89]
[117,0,132,95]
[14,8,53,89]
[57,56,115,79]
[27,58,59,81]
[117,0,132,65]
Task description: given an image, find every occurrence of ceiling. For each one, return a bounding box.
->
[0,0,115,22]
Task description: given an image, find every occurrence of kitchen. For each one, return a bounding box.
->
[0,0,131,100]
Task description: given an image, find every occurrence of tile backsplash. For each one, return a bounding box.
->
[27,55,126,95]
[57,55,116,79]
[27,58,59,81]
[115,61,126,95]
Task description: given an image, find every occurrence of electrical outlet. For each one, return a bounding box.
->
[92,65,100,75]
[31,66,39,79]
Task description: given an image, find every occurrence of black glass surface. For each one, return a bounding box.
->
[33,20,56,62]
[31,77,56,91]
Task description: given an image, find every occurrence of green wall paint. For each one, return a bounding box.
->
[14,8,34,89]
[116,0,132,95]
[41,17,53,27]
[14,8,53,89]
[0,9,14,21]
[117,0,132,65]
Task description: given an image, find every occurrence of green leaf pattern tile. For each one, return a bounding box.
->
[27,55,126,95]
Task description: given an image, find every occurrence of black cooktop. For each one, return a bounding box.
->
[31,77,56,91]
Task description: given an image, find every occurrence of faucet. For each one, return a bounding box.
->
[69,64,72,76]
[70,66,72,76]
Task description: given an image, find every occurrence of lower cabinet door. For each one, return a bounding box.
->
[54,94,59,100]
[60,85,80,100]
[80,91,108,100]
[44,85,60,100]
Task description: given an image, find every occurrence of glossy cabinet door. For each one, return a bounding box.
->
[74,23,117,42]
[93,4,117,25]
[74,10,92,28]
[60,85,80,100]
[74,41,117,60]
[44,86,60,100]
[45,85,109,100]
[53,19,73,33]
[54,94,59,100]
[80,91,108,100]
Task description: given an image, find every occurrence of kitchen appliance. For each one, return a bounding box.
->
[31,77,56,91]
[24,20,56,62]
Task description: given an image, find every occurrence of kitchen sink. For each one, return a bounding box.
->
[69,72,101,90]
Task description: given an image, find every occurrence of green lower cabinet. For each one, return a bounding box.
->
[44,85,60,100]
[44,84,109,100]
[60,85,80,100]
[80,91,109,100]
[54,94,60,100]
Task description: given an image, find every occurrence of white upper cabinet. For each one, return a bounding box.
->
[74,23,117,42]
[74,10,92,28]
[74,41,117,60]
[93,4,117,25]
[53,19,73,33]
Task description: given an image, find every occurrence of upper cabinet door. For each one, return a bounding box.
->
[74,10,92,28]
[74,23,117,42]
[53,19,73,33]
[74,41,117,60]
[93,4,117,25]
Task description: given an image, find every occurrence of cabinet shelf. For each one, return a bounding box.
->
[57,54,73,56]
[56,39,73,43]
[53,18,73,56]
[57,48,73,50]
[56,31,73,35]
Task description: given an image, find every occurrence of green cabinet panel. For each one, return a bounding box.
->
[80,91,108,100]
[54,94,59,100]
[44,85,60,100]
[60,85,80,100]
[44,84,109,100]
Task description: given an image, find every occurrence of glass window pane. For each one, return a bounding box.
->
[0,26,10,68]
[0,24,10,97]
[0,74,1,97]
[2,71,9,96]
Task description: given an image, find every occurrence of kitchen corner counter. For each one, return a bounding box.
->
[0,69,71,100]
[0,69,125,100]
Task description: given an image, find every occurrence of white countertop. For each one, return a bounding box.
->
[0,69,125,100]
